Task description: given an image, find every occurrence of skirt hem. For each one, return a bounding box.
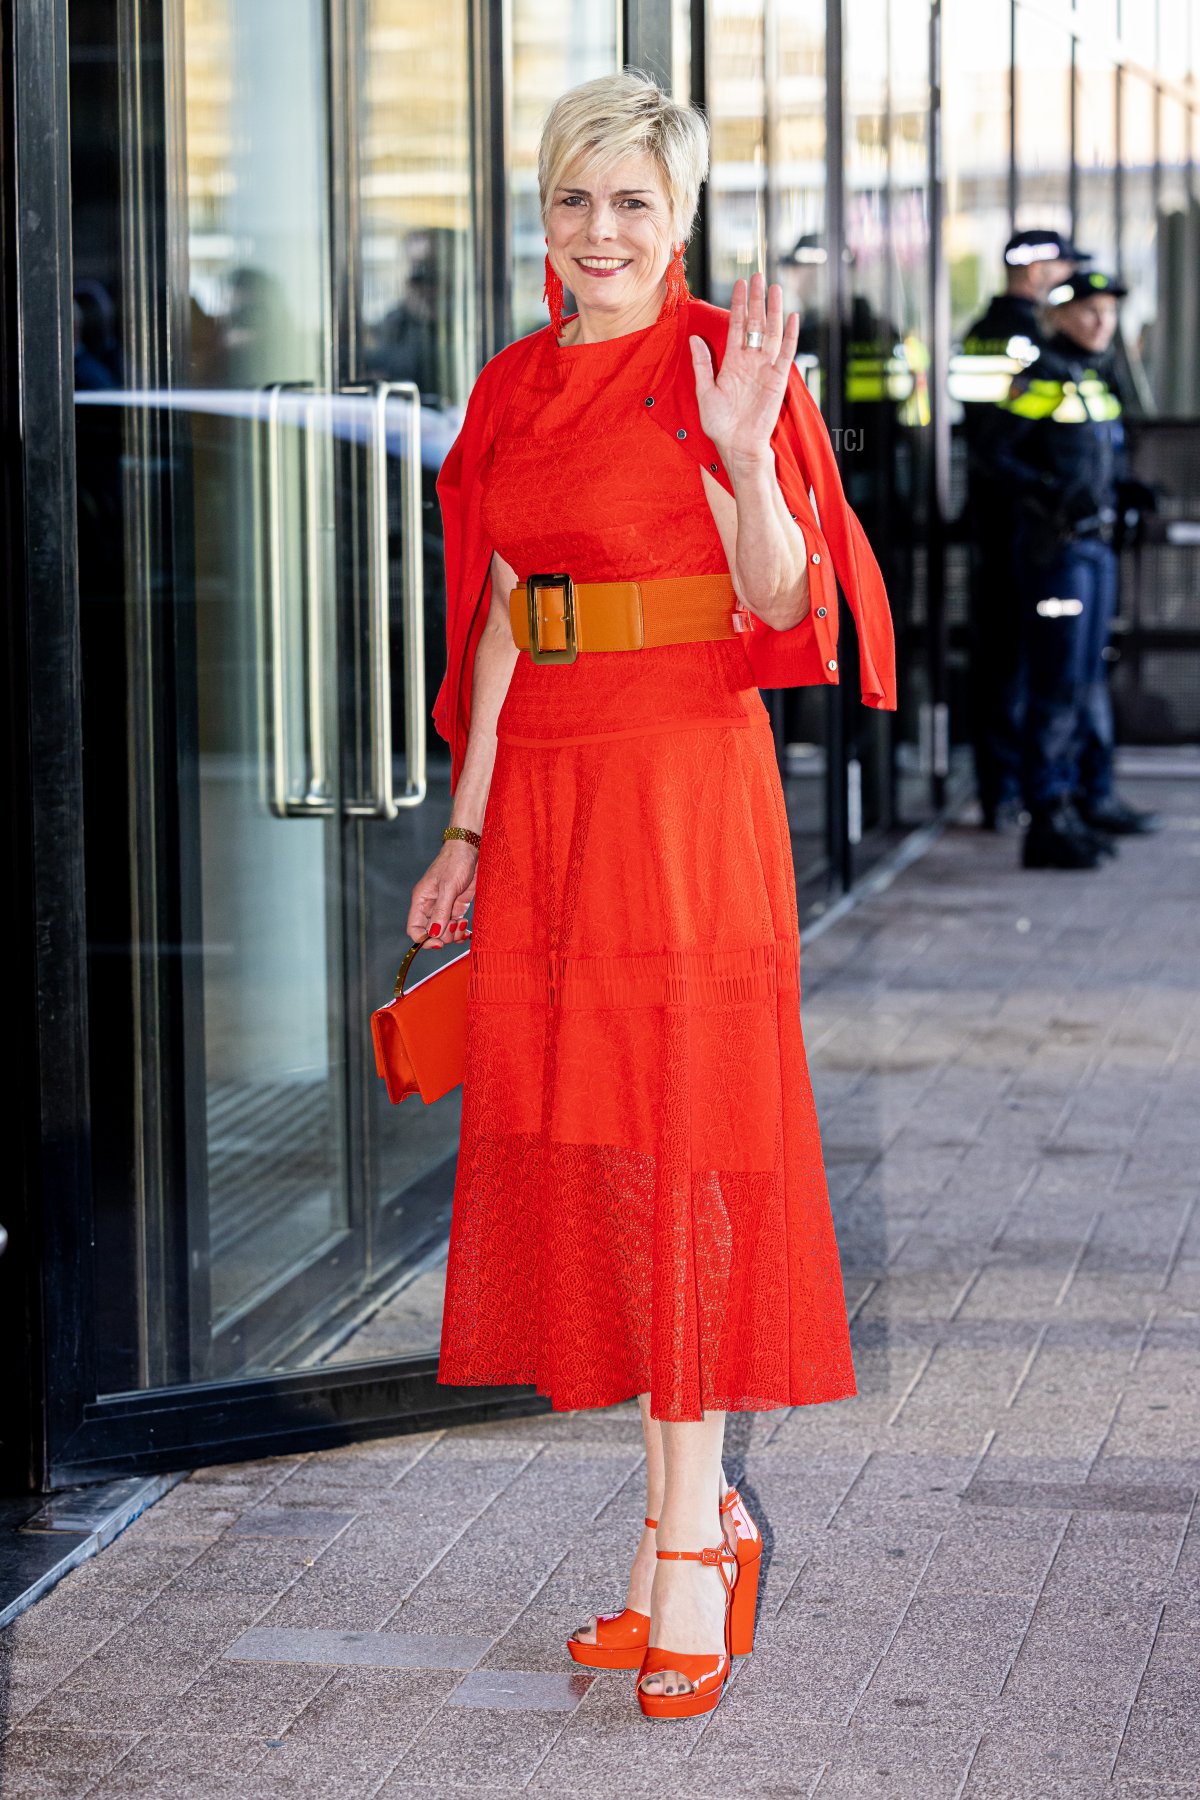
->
[435,1362,858,1421]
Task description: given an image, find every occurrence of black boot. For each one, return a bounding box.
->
[1022,803,1105,870]
[1078,793,1162,835]
[1062,799,1118,858]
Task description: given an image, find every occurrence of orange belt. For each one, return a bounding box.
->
[509,572,746,664]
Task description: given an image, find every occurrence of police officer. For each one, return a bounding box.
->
[955,230,1093,830]
[995,270,1159,868]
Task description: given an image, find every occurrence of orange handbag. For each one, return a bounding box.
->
[370,938,471,1105]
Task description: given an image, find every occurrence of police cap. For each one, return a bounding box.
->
[1045,270,1128,304]
[1004,229,1092,267]
[786,233,827,265]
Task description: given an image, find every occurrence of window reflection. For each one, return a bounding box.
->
[768,0,828,877]
[1118,0,1158,66]
[1151,92,1193,410]
[1014,5,1072,234]
[673,0,694,103]
[771,0,826,393]
[1157,3,1191,74]
[844,0,933,833]
[1078,0,1119,35]
[943,0,1011,338]
[706,0,767,301]
[1120,70,1157,405]
[845,0,889,333]
[356,0,475,408]
[1076,44,1118,268]
[509,0,619,337]
[183,0,332,393]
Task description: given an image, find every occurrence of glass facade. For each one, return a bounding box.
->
[1120,69,1160,397]
[509,1,621,335]
[942,1,1011,339]
[1076,38,1118,269]
[1014,6,1073,234]
[6,0,1200,1484]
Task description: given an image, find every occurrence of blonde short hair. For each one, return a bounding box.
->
[538,70,710,246]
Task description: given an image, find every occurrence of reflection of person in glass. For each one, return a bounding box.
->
[363,227,458,401]
[73,282,120,391]
[217,266,298,385]
[780,233,922,427]
[406,73,895,1719]
[956,229,1092,830]
[994,271,1159,867]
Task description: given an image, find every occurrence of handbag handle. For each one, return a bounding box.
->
[394,936,432,998]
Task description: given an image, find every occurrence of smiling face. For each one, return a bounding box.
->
[545,152,676,330]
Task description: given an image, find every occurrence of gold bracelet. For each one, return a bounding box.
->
[443,824,482,850]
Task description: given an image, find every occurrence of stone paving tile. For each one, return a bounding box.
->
[280,1665,460,1743]
[376,1703,569,1792]
[1000,1594,1165,1731]
[3,777,1197,1796]
[524,1668,722,1793]
[226,1624,492,1671]
[0,1728,139,1800]
[976,1699,1127,1769]
[447,1667,592,1711]
[689,1717,980,1798]
[84,1731,270,1798]
[224,1742,404,1800]
[237,1575,394,1634]
[854,1593,1037,1719]
[164,1660,335,1736]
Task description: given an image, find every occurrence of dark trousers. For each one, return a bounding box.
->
[967,516,1025,816]
[1018,533,1117,812]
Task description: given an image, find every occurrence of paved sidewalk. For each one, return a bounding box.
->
[2,780,1197,1799]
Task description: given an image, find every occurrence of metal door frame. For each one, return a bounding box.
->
[4,0,551,1492]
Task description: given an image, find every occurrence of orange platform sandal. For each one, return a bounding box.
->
[566,1516,658,1670]
[718,1486,763,1655]
[636,1534,754,1720]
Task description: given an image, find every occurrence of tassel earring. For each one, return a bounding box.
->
[660,244,690,318]
[543,248,566,337]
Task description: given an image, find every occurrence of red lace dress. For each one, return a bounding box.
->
[436,313,856,1419]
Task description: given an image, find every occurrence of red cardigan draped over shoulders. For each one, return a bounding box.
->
[433,297,897,790]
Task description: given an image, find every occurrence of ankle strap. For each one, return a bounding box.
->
[656,1540,737,1602]
[644,1516,657,1530]
[656,1544,736,1567]
[718,1487,739,1515]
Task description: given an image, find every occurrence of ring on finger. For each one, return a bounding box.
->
[745,327,765,350]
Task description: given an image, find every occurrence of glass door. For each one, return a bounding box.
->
[332,0,479,1365]
[182,0,353,1377]
[61,0,511,1465]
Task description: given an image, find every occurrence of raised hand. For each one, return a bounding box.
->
[690,273,800,473]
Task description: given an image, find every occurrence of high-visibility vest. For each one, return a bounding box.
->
[999,370,1122,424]
[948,331,1041,404]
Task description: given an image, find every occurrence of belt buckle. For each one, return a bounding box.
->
[526,572,578,665]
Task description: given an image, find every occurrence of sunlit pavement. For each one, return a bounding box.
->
[1,776,1197,1799]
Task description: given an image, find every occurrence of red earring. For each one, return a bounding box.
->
[543,248,566,337]
[660,244,689,318]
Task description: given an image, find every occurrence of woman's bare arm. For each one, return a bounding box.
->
[699,465,810,632]
[406,550,519,946]
[691,272,811,632]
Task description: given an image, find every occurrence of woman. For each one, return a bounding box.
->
[408,71,895,1719]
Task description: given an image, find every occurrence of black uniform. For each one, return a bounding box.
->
[992,332,1125,817]
[956,292,1046,823]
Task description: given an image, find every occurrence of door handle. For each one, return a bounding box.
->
[260,380,337,818]
[341,379,426,817]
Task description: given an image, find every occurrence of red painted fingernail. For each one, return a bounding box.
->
[429,922,442,936]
